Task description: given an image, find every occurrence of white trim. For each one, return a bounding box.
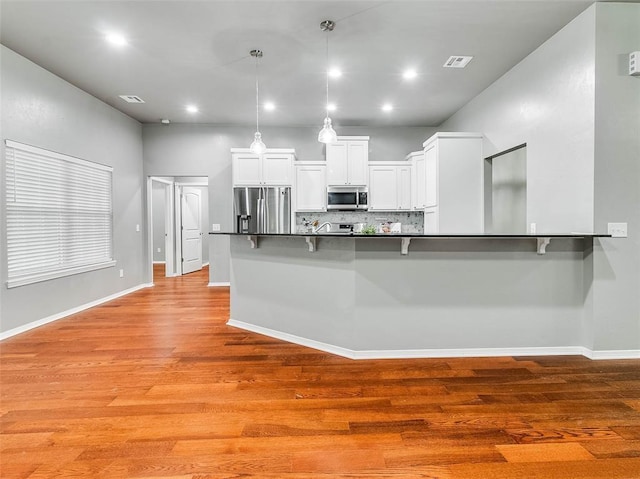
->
[153,261,166,264]
[0,283,153,341]
[586,349,640,360]
[209,282,230,287]
[150,176,174,185]
[230,148,296,154]
[226,320,640,361]
[175,181,208,187]
[203,262,210,267]
[227,319,353,358]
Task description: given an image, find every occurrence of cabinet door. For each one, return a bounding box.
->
[295,165,326,211]
[369,166,397,211]
[413,155,426,209]
[347,141,368,186]
[262,154,293,185]
[326,143,348,185]
[397,166,412,210]
[424,142,438,207]
[424,207,439,233]
[232,153,262,186]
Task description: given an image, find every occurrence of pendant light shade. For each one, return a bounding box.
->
[250,131,266,155]
[249,49,266,154]
[318,20,337,144]
[318,117,337,143]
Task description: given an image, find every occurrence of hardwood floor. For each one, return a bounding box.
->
[1,265,639,478]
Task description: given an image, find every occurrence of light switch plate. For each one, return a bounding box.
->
[607,222,628,238]
[212,223,221,231]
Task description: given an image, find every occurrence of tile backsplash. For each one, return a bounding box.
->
[296,211,424,234]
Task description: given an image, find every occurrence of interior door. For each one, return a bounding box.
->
[180,186,203,275]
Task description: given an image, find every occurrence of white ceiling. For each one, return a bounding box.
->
[1,0,599,127]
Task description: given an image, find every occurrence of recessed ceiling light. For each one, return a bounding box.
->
[327,103,337,112]
[105,33,127,47]
[186,105,199,113]
[382,103,393,112]
[402,69,417,80]
[443,56,473,68]
[264,102,276,111]
[329,68,342,79]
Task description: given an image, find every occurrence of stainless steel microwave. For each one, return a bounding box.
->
[327,186,368,210]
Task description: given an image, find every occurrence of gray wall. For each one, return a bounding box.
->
[441,4,640,352]
[441,7,596,234]
[588,2,640,351]
[490,146,527,234]
[142,124,435,283]
[0,45,145,333]
[230,235,586,353]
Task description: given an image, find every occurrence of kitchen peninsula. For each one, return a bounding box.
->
[213,231,610,360]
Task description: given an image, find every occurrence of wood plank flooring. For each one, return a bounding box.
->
[1,265,639,478]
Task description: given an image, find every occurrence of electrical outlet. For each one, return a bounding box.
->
[530,223,536,234]
[212,223,221,231]
[157,247,161,253]
[608,222,628,238]
[135,224,140,232]
[119,269,124,278]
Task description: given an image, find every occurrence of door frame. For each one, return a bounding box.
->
[146,176,208,284]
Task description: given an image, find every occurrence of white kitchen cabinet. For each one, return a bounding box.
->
[326,136,369,186]
[407,151,425,210]
[295,162,326,212]
[418,132,484,233]
[231,148,294,186]
[368,162,412,211]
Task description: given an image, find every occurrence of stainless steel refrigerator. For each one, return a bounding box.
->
[233,187,291,234]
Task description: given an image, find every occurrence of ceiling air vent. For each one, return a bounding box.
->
[443,56,473,68]
[119,95,145,103]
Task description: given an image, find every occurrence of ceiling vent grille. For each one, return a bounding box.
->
[119,95,145,103]
[443,56,473,68]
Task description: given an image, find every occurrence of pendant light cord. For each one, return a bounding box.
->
[325,32,330,119]
[255,54,260,132]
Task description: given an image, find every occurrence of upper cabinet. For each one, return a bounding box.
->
[407,151,425,210]
[419,132,484,233]
[326,136,369,186]
[231,149,295,186]
[295,162,326,212]
[369,162,412,211]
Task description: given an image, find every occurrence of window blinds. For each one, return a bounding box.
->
[5,140,115,288]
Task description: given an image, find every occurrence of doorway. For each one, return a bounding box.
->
[484,144,527,234]
[148,176,209,282]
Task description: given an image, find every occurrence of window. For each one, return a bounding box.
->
[5,140,115,288]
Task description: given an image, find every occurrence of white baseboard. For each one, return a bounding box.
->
[152,261,166,264]
[209,282,230,287]
[586,349,640,360]
[226,320,640,361]
[227,319,354,358]
[0,283,153,341]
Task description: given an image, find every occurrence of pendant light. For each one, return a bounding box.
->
[318,20,338,144]
[249,49,267,155]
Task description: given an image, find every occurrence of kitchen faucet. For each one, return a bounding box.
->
[312,222,332,233]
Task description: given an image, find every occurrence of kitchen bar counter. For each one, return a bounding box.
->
[211,231,609,255]
[214,232,616,360]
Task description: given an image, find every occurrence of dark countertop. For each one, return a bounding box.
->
[210,232,611,238]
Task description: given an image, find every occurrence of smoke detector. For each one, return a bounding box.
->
[119,95,145,103]
[443,56,473,68]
